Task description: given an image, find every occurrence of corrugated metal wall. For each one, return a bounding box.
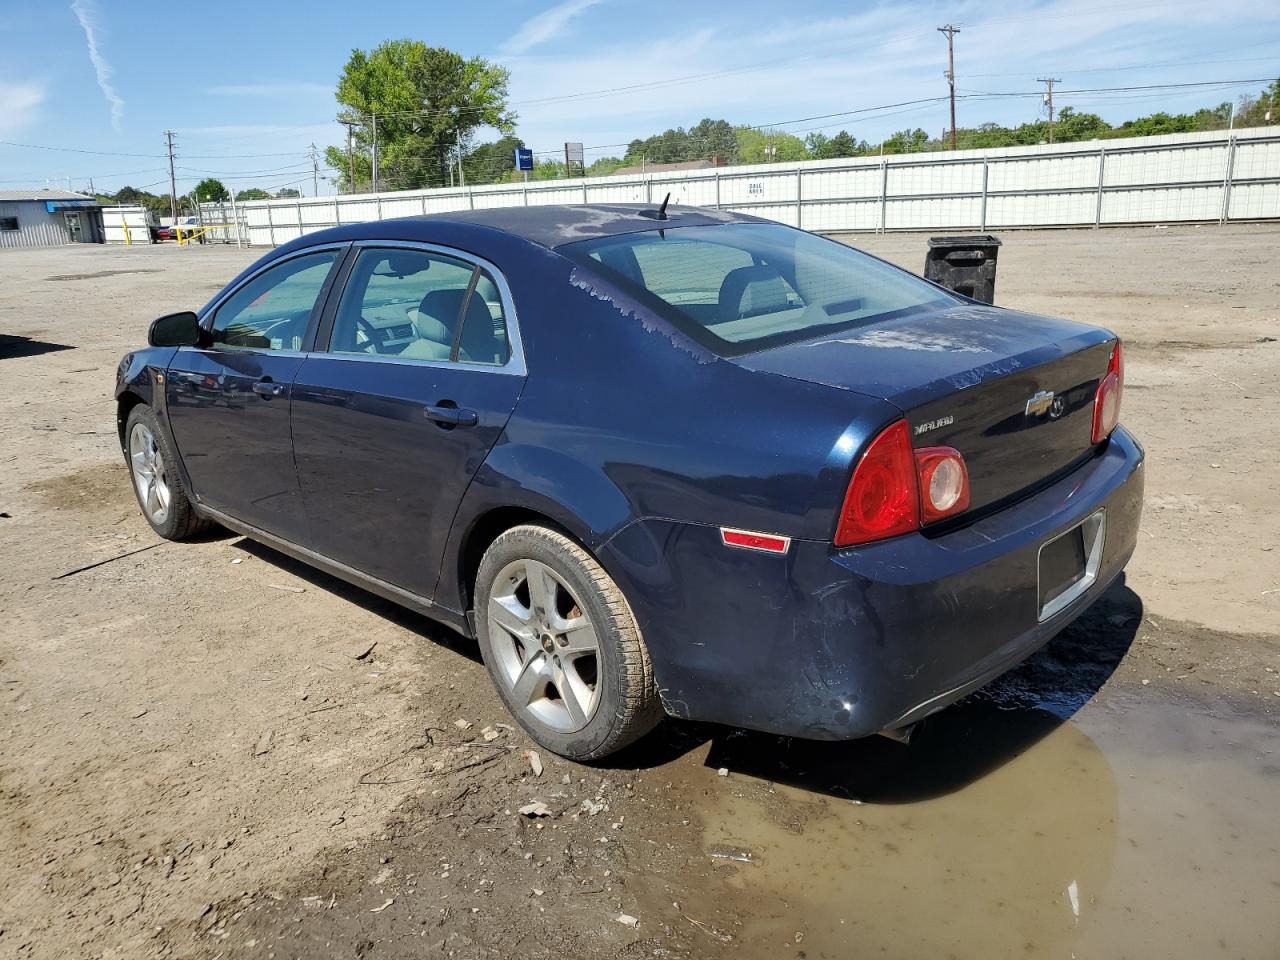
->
[0,200,72,249]
[201,127,1280,247]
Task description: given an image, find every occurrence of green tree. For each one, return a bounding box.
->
[465,134,525,184]
[586,156,625,177]
[235,187,271,201]
[810,130,865,159]
[193,177,228,202]
[324,39,515,193]
[880,128,931,155]
[735,127,806,163]
[688,118,737,161]
[274,187,301,199]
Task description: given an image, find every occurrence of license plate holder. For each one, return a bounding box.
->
[1037,510,1106,621]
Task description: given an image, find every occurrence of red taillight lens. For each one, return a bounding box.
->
[915,446,970,524]
[835,420,919,546]
[1091,341,1124,443]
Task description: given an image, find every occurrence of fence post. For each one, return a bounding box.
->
[1219,135,1237,224]
[979,158,989,231]
[421,194,428,215]
[266,202,275,247]
[715,169,721,210]
[795,167,803,228]
[333,197,340,228]
[645,178,652,204]
[523,180,529,206]
[1094,147,1106,228]
[374,193,382,222]
[296,198,303,238]
[879,161,888,234]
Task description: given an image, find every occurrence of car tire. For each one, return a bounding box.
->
[475,524,663,761]
[123,404,212,541]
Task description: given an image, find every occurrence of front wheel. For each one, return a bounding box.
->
[123,404,211,540]
[475,525,663,760]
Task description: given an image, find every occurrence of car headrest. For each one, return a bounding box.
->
[718,264,792,322]
[416,289,465,342]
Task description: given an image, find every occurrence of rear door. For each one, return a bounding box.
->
[165,246,345,541]
[289,242,526,597]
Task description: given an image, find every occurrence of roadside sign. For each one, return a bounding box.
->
[514,148,534,172]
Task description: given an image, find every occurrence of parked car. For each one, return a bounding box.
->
[115,204,1143,759]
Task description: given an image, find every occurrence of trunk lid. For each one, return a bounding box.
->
[736,303,1117,514]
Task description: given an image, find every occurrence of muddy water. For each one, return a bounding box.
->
[694,678,1279,958]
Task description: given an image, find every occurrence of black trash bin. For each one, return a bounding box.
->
[924,235,1002,304]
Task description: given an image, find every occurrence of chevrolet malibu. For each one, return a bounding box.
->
[115,204,1143,760]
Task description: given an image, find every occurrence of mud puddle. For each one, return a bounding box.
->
[691,665,1279,958]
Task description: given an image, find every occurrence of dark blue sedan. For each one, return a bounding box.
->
[115,204,1143,759]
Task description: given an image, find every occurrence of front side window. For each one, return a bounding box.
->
[210,250,338,351]
[328,248,511,366]
[562,223,959,356]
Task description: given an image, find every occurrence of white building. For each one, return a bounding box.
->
[0,190,105,249]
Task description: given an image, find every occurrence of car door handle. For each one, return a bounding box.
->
[424,403,479,428]
[252,379,285,399]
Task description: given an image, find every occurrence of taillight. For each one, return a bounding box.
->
[1091,340,1123,444]
[835,420,918,546]
[915,446,970,524]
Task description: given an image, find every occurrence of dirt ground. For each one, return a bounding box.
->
[1,224,1278,960]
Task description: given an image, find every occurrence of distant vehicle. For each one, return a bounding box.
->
[114,204,1143,760]
[155,218,203,242]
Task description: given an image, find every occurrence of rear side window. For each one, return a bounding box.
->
[211,250,338,351]
[564,223,958,356]
[328,248,510,366]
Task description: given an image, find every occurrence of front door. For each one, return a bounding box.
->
[64,213,82,242]
[290,244,526,597]
[165,247,344,541]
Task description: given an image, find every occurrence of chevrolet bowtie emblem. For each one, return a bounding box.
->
[1025,389,1056,417]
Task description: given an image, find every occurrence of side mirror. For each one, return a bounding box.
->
[148,311,203,348]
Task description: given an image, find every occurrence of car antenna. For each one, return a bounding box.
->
[657,192,670,221]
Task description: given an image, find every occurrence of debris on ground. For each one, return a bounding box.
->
[518,801,553,818]
[370,898,394,913]
[615,913,640,928]
[524,750,543,777]
[253,730,274,756]
[453,718,472,730]
[350,641,377,661]
[581,798,606,816]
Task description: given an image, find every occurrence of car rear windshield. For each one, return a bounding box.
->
[561,223,959,356]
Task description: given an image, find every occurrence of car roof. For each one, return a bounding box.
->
[351,203,769,250]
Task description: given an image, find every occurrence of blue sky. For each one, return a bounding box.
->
[0,0,1276,196]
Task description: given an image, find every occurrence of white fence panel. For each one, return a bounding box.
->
[206,127,1280,246]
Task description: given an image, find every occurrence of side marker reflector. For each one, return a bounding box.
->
[720,527,791,555]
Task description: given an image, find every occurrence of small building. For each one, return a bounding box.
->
[0,190,105,249]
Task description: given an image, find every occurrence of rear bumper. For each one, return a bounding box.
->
[602,426,1145,740]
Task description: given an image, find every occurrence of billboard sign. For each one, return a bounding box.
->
[514,147,534,172]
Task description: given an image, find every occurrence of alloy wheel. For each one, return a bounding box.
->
[129,422,171,525]
[487,558,601,733]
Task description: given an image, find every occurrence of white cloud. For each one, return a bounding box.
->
[70,0,124,132]
[502,0,604,55]
[0,82,45,136]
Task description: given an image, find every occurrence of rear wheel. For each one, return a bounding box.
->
[123,404,211,540]
[475,525,662,760]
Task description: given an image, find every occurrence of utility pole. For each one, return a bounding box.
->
[164,130,178,221]
[938,25,960,150]
[370,113,379,193]
[1037,77,1061,143]
[342,122,356,194]
[309,143,319,197]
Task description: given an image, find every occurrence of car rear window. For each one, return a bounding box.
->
[562,223,958,356]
